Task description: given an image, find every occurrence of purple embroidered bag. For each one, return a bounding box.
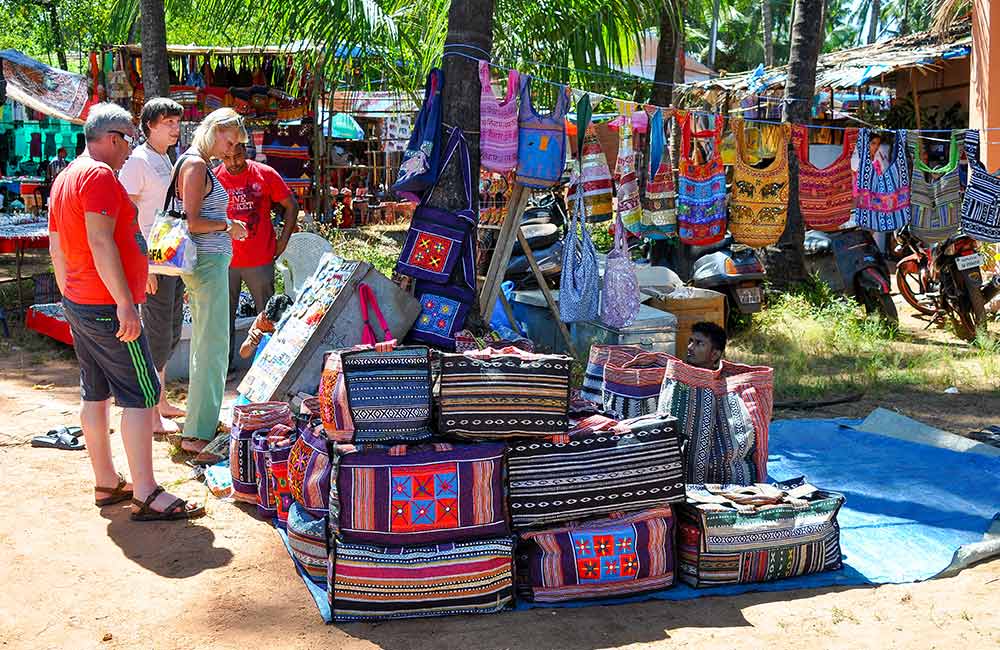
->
[331,442,509,545]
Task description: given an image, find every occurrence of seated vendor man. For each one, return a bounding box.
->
[685,321,727,371]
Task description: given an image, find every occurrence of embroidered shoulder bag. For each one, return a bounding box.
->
[392,68,444,202]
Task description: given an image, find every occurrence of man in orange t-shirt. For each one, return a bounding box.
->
[48,103,203,522]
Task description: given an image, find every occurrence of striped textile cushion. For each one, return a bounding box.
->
[580,344,649,405]
[677,482,845,588]
[287,502,328,585]
[657,355,773,484]
[332,442,509,545]
[438,348,572,440]
[601,352,671,419]
[341,347,433,444]
[507,414,685,530]
[328,537,515,621]
[516,507,676,603]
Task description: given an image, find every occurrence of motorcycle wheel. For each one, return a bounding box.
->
[861,287,899,326]
[955,282,987,341]
[895,260,936,316]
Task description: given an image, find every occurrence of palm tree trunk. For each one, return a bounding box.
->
[43,1,68,70]
[651,1,681,107]
[761,0,775,67]
[763,0,826,289]
[439,0,495,325]
[866,0,880,43]
[140,0,169,99]
[708,0,722,68]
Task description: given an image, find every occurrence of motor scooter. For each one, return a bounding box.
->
[803,227,898,324]
[689,235,767,323]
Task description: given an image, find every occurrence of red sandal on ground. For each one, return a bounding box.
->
[130,486,206,522]
[94,473,133,507]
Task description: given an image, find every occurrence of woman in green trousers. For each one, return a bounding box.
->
[173,108,249,454]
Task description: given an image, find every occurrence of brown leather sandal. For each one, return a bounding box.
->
[95,473,133,507]
[130,486,206,522]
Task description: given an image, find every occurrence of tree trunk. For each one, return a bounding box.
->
[764,0,826,290]
[44,1,68,70]
[708,0,722,68]
[761,0,775,67]
[439,0,495,328]
[866,0,880,43]
[140,0,170,99]
[651,1,680,107]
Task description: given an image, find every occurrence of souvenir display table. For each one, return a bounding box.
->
[0,213,50,314]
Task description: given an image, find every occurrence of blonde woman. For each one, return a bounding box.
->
[173,108,248,454]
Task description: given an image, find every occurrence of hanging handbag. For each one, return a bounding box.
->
[641,108,677,239]
[396,127,476,284]
[559,166,601,323]
[615,112,643,234]
[392,68,444,202]
[601,207,641,328]
[147,157,197,276]
[566,95,614,223]
[408,279,475,350]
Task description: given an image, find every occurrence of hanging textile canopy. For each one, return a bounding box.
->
[0,50,92,123]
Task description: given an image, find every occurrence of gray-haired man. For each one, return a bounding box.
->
[48,103,204,521]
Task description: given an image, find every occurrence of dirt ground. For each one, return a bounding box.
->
[1,307,999,650]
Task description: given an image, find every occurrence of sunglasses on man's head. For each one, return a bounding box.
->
[109,130,136,148]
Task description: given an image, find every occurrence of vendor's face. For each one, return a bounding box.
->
[222,144,249,174]
[686,332,721,369]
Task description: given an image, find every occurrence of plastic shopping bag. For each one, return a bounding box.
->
[147,210,197,276]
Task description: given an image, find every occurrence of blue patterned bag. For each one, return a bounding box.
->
[559,162,601,323]
[392,68,444,202]
[340,346,433,443]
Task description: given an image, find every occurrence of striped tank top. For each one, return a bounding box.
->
[908,131,963,243]
[175,151,231,256]
[960,129,1000,243]
[793,126,856,231]
[852,129,912,232]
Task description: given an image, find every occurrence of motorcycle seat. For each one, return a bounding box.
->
[689,234,733,257]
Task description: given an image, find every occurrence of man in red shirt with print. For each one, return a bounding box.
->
[216,142,298,364]
[48,103,203,521]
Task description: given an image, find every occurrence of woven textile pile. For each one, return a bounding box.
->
[232,343,844,622]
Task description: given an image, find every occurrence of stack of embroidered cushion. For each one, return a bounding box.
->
[247,340,845,619]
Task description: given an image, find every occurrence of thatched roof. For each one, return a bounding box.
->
[677,20,971,104]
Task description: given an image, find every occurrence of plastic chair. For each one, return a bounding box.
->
[275,232,334,299]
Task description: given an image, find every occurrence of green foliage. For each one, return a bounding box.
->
[587,222,613,255]
[730,281,999,402]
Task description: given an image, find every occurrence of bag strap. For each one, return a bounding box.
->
[358,282,392,345]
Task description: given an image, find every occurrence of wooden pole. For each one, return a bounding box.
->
[910,68,923,131]
[479,183,527,320]
[516,227,577,358]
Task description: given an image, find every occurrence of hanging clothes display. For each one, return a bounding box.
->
[908,131,963,243]
[615,111,643,235]
[515,77,569,188]
[960,129,1000,243]
[676,112,727,246]
[729,118,790,248]
[479,61,519,173]
[792,125,857,232]
[566,95,613,223]
[641,107,676,239]
[852,128,912,232]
